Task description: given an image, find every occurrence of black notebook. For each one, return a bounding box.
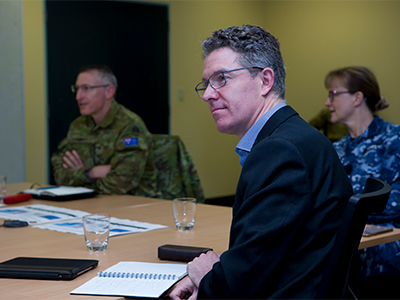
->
[0,257,98,280]
[23,186,97,201]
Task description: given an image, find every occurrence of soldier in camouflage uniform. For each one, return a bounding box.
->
[325,66,400,297]
[51,65,160,197]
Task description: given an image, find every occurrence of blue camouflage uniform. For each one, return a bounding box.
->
[334,115,400,276]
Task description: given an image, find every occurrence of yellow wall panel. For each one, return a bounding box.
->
[22,0,400,198]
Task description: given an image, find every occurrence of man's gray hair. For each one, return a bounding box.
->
[78,64,118,91]
[202,25,286,99]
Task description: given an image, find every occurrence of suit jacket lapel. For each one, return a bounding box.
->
[253,106,299,148]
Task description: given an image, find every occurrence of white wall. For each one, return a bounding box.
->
[0,0,25,183]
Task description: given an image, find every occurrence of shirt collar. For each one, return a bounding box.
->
[91,99,118,130]
[236,102,287,153]
[345,115,382,144]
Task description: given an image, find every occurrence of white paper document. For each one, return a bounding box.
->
[71,261,187,298]
[0,204,167,236]
[32,216,167,236]
[0,204,88,225]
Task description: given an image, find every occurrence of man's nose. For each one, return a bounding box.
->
[76,88,83,100]
[202,85,218,102]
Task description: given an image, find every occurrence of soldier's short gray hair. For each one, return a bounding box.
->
[78,65,118,91]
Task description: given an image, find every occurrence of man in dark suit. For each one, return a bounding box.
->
[170,25,353,299]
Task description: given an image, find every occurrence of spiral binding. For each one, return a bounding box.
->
[98,272,177,280]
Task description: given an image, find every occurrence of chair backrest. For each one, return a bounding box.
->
[316,177,391,299]
[152,134,204,203]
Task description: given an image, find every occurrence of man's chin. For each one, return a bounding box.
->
[79,109,90,116]
[216,123,235,135]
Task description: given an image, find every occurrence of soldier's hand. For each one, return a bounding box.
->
[62,150,85,169]
[87,165,111,179]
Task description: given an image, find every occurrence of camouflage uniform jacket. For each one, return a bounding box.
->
[152,134,204,203]
[51,100,161,198]
[334,115,400,276]
[308,107,348,142]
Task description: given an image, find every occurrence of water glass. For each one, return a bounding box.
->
[82,214,110,252]
[173,198,197,231]
[0,175,6,200]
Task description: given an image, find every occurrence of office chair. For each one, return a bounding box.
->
[152,134,205,203]
[316,177,391,299]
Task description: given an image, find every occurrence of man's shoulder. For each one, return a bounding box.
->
[254,106,335,159]
[68,115,91,131]
[266,105,300,129]
[256,106,309,141]
[108,103,152,139]
[114,103,146,125]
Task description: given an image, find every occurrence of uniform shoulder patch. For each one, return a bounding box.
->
[124,137,138,146]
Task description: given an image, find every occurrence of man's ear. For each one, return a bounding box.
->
[105,85,116,99]
[260,68,275,96]
[353,91,364,107]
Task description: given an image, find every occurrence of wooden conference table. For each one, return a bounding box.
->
[1,183,400,300]
[0,183,232,300]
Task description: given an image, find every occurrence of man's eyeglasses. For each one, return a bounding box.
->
[71,84,110,93]
[195,67,264,99]
[328,90,353,101]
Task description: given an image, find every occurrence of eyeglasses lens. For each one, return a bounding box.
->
[195,83,207,98]
[210,72,226,89]
[71,85,91,93]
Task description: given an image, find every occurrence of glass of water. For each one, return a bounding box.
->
[173,198,197,231]
[0,175,6,200]
[82,214,110,252]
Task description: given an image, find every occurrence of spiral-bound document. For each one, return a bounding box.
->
[70,261,187,298]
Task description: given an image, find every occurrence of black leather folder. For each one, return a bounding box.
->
[0,257,98,280]
[158,244,213,262]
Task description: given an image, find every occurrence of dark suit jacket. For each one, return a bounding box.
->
[198,106,353,299]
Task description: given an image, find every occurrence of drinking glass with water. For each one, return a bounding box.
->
[82,214,110,252]
[173,198,197,231]
[0,176,6,201]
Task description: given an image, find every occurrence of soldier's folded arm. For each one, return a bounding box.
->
[89,127,153,195]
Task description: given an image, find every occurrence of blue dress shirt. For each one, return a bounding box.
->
[235,102,286,167]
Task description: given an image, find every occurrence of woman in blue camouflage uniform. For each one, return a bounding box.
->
[325,66,400,298]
